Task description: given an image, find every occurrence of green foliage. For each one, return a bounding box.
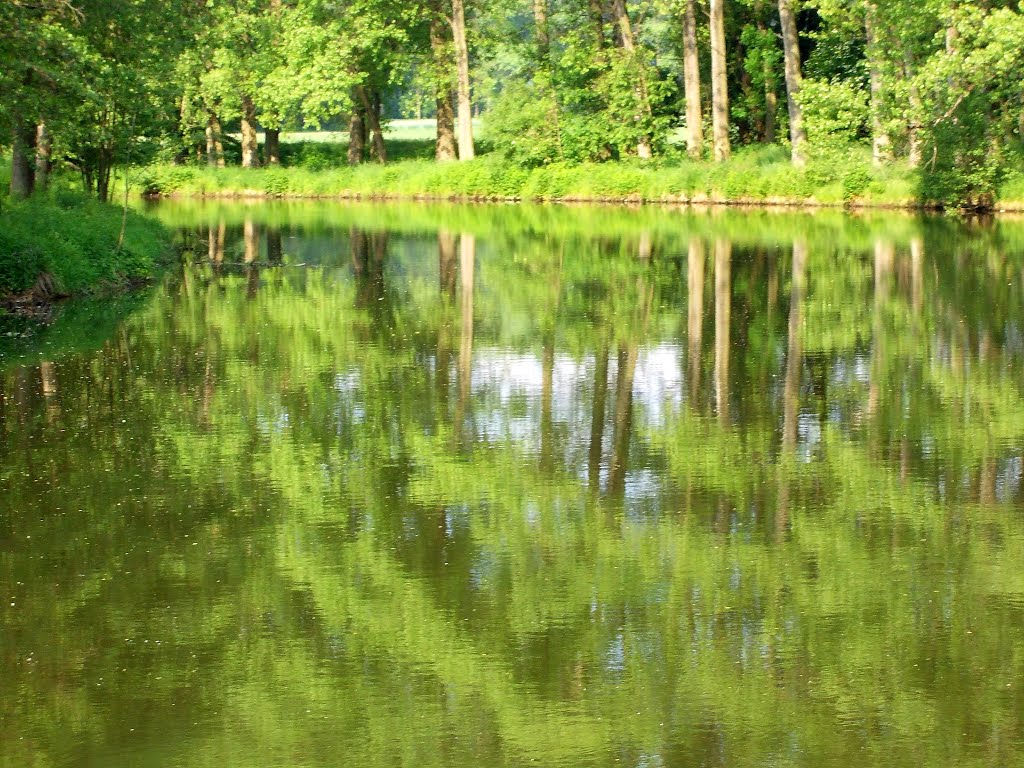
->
[0,193,170,295]
[800,78,870,147]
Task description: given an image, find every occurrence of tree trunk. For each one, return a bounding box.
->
[96,145,113,203]
[904,50,923,167]
[206,113,226,167]
[35,122,51,190]
[534,0,549,56]
[865,4,891,165]
[709,0,731,161]
[778,0,807,166]
[240,95,260,168]
[612,0,653,158]
[10,121,36,198]
[357,86,388,163]
[265,128,281,165]
[589,0,605,48]
[683,0,704,159]
[430,9,458,161]
[757,10,777,144]
[348,104,366,165]
[451,0,475,160]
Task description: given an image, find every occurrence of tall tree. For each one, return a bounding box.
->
[451,0,475,160]
[682,0,704,158]
[709,0,731,160]
[777,0,807,165]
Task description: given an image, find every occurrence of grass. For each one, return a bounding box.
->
[138,141,936,208]
[0,186,172,297]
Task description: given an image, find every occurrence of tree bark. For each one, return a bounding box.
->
[778,0,807,166]
[589,0,605,48]
[865,4,891,165]
[904,50,923,167]
[451,0,475,160]
[10,120,36,198]
[683,0,704,159]
[240,95,260,168]
[357,86,388,163]
[35,122,51,190]
[205,113,225,167]
[709,0,731,161]
[265,128,281,165]
[430,8,458,161]
[348,105,366,165]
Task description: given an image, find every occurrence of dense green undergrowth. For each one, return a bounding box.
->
[0,189,171,297]
[139,145,932,206]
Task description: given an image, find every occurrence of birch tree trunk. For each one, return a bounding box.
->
[451,0,475,160]
[710,0,731,161]
[778,0,807,166]
[683,0,704,159]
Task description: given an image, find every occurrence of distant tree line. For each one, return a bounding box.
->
[3,0,1024,205]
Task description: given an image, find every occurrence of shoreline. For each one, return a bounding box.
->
[151,189,964,213]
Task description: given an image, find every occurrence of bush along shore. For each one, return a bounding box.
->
[135,146,1024,212]
[0,191,172,314]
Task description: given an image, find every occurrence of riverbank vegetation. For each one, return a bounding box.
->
[3,0,1024,210]
[0,189,169,300]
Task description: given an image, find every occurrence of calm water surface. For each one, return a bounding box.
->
[3,202,1024,767]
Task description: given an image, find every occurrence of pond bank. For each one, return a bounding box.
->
[0,195,172,312]
[136,156,1024,213]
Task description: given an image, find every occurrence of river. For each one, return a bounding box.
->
[2,201,1023,766]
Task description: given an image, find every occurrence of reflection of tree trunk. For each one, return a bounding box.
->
[609,275,654,497]
[266,228,283,265]
[714,240,732,422]
[244,218,259,264]
[683,0,704,158]
[455,233,475,438]
[437,231,457,411]
[208,220,225,263]
[39,362,58,423]
[709,0,731,161]
[979,458,996,505]
[910,237,923,315]
[588,346,610,491]
[868,240,893,420]
[541,342,555,474]
[782,239,806,450]
[687,238,705,406]
[608,346,637,498]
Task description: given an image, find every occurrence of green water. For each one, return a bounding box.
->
[3,202,1024,767]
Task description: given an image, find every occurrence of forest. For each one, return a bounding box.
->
[2,0,1024,209]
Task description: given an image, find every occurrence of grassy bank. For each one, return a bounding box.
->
[140,146,928,208]
[0,190,171,301]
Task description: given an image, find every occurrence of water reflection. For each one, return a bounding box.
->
[3,203,1024,767]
